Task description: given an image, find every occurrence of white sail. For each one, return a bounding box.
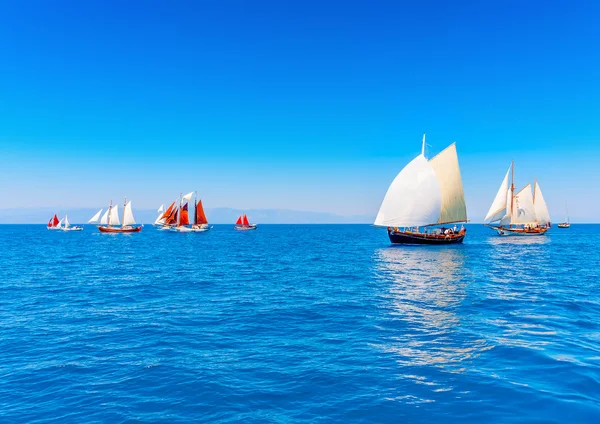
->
[64,215,70,228]
[182,192,194,203]
[154,216,165,225]
[56,217,64,228]
[100,209,109,225]
[89,209,103,223]
[374,154,442,228]
[157,204,164,214]
[109,204,120,226]
[428,143,467,224]
[512,184,537,224]
[123,201,136,227]
[533,182,551,225]
[484,165,511,222]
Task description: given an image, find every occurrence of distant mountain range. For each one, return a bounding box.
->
[0,207,373,224]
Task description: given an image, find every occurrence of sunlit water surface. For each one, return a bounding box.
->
[0,224,599,422]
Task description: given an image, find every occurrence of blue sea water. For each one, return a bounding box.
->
[0,224,599,423]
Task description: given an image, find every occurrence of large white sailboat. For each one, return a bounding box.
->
[88,199,142,233]
[484,161,551,236]
[374,134,468,244]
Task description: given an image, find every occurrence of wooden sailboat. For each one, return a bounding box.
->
[234,214,257,231]
[47,214,60,230]
[558,203,570,228]
[171,192,195,232]
[91,199,142,233]
[191,194,211,232]
[374,134,468,244]
[155,200,177,230]
[484,161,551,236]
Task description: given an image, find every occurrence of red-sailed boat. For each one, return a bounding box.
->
[47,214,60,230]
[234,214,257,231]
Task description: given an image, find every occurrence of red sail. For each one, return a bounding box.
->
[48,218,53,227]
[235,216,243,225]
[242,214,249,226]
[51,214,59,227]
[195,200,208,225]
[180,203,190,226]
[161,202,176,220]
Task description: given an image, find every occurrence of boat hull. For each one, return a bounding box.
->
[557,223,570,228]
[388,229,466,245]
[488,226,548,236]
[234,225,257,231]
[171,225,211,233]
[61,227,83,231]
[98,226,142,233]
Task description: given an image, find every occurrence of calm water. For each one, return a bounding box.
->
[0,224,599,423]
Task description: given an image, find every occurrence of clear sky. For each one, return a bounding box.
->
[1,0,599,221]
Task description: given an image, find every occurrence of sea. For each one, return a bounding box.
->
[0,224,599,423]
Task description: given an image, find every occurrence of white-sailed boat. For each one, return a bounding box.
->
[90,199,142,233]
[484,161,551,236]
[60,215,83,231]
[374,134,467,244]
[153,204,165,227]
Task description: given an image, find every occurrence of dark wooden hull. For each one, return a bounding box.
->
[98,226,142,233]
[388,230,466,245]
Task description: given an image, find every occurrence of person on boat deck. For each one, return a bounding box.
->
[453,225,458,233]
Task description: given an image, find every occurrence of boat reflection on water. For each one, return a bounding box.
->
[374,246,491,374]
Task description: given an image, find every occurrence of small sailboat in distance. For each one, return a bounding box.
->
[94,198,142,233]
[234,214,257,231]
[484,161,551,235]
[47,214,60,230]
[374,134,467,244]
[60,215,83,231]
[191,193,211,232]
[558,203,570,228]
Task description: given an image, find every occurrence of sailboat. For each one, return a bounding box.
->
[171,192,195,232]
[558,203,570,228]
[60,215,83,231]
[234,214,257,231]
[153,204,165,226]
[191,194,211,232]
[90,198,142,233]
[374,134,468,244]
[47,214,60,230]
[484,161,551,236]
[155,200,177,230]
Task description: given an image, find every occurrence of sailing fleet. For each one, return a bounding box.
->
[45,135,569,242]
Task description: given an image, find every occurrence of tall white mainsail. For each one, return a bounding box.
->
[428,143,467,224]
[374,154,442,228]
[57,217,64,228]
[64,215,70,228]
[122,201,136,227]
[100,209,109,225]
[109,204,120,226]
[512,184,537,224]
[484,165,511,222]
[89,209,103,224]
[533,182,551,225]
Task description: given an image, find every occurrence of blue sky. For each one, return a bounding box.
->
[0,0,599,221]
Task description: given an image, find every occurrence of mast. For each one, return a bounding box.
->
[194,191,198,226]
[108,200,112,227]
[510,160,515,227]
[178,193,182,227]
[421,133,426,158]
[122,197,126,228]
